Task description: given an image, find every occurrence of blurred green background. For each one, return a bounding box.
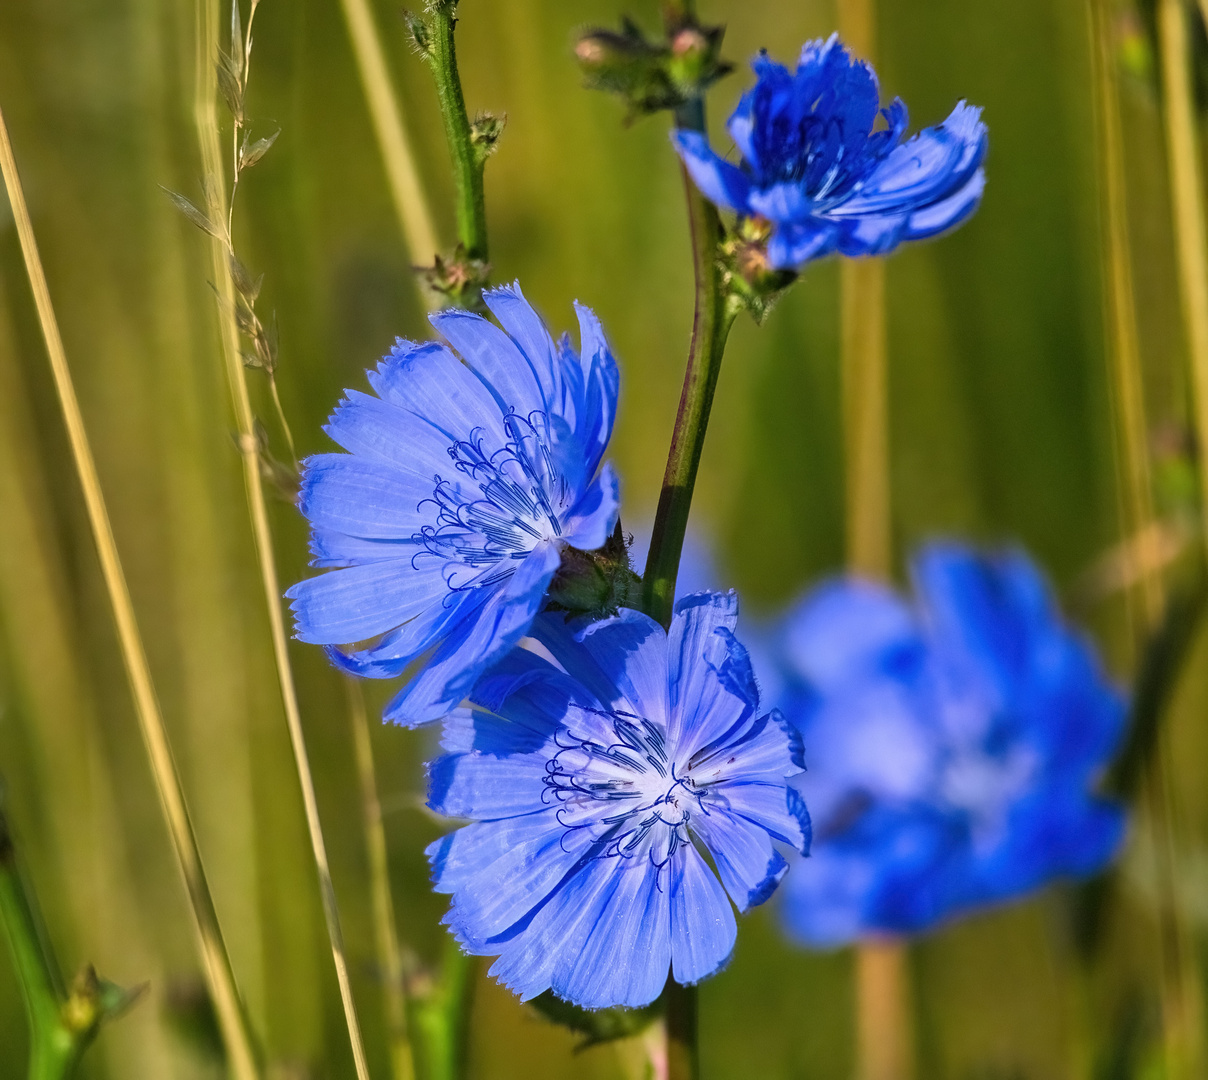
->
[0,0,1205,1076]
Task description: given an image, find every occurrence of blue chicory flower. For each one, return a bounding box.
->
[672,35,988,269]
[425,591,811,1008]
[761,543,1126,946]
[286,283,620,727]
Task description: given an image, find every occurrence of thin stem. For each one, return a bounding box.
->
[339,0,441,274]
[855,941,913,1080]
[840,257,891,579]
[1088,0,1163,628]
[834,3,916,1077]
[428,1,488,260]
[195,2,370,1077]
[640,10,728,1073]
[641,100,737,629]
[347,679,416,1080]
[1162,0,1208,559]
[266,373,298,467]
[0,101,261,1080]
[1153,3,1208,1075]
[664,980,698,1080]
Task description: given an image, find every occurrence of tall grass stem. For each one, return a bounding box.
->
[840,258,891,580]
[835,2,915,1077]
[1161,0,1208,558]
[339,0,440,277]
[854,941,913,1080]
[347,679,416,1080]
[195,2,370,1076]
[0,101,262,1080]
[1138,3,1207,1075]
[1089,0,1163,628]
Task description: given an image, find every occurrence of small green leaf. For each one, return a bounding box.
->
[403,10,432,57]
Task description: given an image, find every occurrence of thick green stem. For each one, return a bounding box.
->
[641,96,737,629]
[664,980,698,1080]
[429,1,488,260]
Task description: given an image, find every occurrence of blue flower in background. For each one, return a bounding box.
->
[672,35,988,269]
[286,283,620,727]
[759,543,1126,946]
[426,592,810,1008]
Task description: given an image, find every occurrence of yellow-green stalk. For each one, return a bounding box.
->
[836,2,915,1078]
[1161,0,1208,558]
[193,1,370,1076]
[339,0,441,282]
[1146,2,1206,1076]
[0,101,262,1080]
[347,679,417,1080]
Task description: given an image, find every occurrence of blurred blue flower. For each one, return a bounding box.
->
[761,543,1126,946]
[425,592,810,1008]
[286,283,620,727]
[672,35,988,269]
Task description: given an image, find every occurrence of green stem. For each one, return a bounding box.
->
[0,821,73,1080]
[641,95,737,628]
[641,8,728,1071]
[413,942,475,1080]
[664,980,698,1080]
[429,1,487,260]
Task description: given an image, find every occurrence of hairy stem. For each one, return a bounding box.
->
[0,100,261,1080]
[195,1,370,1076]
[340,0,441,281]
[347,680,416,1080]
[428,1,488,260]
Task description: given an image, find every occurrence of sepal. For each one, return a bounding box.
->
[423,243,491,311]
[575,15,731,121]
[526,989,661,1045]
[545,522,640,617]
[720,216,798,323]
